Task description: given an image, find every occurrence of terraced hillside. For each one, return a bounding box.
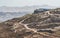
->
[0,8,60,38]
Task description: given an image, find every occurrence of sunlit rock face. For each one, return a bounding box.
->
[0,8,60,38]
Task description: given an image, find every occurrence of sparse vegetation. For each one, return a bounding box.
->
[0,8,60,38]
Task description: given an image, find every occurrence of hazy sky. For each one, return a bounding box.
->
[0,0,60,7]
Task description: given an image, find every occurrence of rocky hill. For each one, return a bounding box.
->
[0,5,55,22]
[34,8,50,14]
[0,8,60,38]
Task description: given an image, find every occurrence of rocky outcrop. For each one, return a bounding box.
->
[0,8,60,38]
[34,8,50,14]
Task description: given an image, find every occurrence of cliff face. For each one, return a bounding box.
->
[0,8,60,38]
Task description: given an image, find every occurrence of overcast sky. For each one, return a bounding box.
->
[0,0,60,7]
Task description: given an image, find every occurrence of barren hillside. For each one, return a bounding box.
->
[0,8,60,38]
